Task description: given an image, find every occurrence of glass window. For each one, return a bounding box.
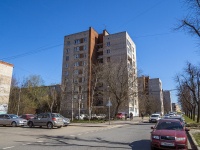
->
[107,49,111,54]
[66,63,68,68]
[83,37,87,42]
[66,56,69,61]
[66,41,70,45]
[107,57,110,62]
[74,54,79,59]
[107,42,110,47]
[66,48,70,53]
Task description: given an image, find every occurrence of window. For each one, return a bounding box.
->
[74,54,79,59]
[66,56,69,61]
[83,45,86,50]
[74,62,79,67]
[107,49,111,54]
[74,70,78,75]
[83,37,87,42]
[107,42,110,47]
[74,46,80,51]
[107,57,110,62]
[66,41,70,45]
[66,48,70,53]
[66,63,68,68]
[66,71,69,76]
[74,39,80,44]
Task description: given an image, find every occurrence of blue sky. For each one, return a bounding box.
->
[0,0,199,103]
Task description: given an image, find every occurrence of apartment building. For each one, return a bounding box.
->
[61,27,138,117]
[0,61,13,114]
[163,90,172,114]
[149,78,164,115]
[137,76,150,115]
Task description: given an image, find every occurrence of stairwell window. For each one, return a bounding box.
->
[107,57,110,62]
[107,49,111,54]
[66,56,69,61]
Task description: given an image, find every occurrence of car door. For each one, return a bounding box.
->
[33,114,43,126]
[40,113,49,126]
[0,114,4,125]
[4,114,11,125]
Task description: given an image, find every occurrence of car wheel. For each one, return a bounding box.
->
[11,122,17,127]
[47,122,53,129]
[28,121,33,128]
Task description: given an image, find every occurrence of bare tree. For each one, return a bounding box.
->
[102,60,137,117]
[176,0,200,44]
[175,62,200,122]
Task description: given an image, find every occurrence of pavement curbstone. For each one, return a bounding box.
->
[188,129,200,150]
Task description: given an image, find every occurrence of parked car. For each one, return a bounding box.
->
[0,114,27,127]
[75,114,88,120]
[164,116,186,126]
[27,113,64,129]
[116,113,125,119]
[151,119,189,150]
[19,114,35,120]
[149,114,161,123]
[59,114,70,126]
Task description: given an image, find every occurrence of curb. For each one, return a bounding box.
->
[188,130,200,150]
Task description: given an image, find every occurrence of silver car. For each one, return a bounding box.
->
[59,114,70,126]
[27,113,64,129]
[0,114,27,127]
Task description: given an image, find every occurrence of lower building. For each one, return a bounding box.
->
[0,61,13,114]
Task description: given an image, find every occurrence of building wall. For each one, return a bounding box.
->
[61,27,138,117]
[0,61,13,114]
[149,78,164,115]
[163,90,172,114]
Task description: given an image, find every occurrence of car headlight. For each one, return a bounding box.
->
[176,137,186,141]
[152,135,160,140]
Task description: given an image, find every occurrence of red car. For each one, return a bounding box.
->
[116,113,125,119]
[20,114,35,120]
[151,119,189,150]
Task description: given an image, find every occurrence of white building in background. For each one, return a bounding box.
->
[0,61,13,114]
[149,78,164,115]
[61,27,138,117]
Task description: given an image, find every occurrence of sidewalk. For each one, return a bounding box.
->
[69,116,147,127]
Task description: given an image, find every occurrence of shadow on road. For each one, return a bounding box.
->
[129,139,151,150]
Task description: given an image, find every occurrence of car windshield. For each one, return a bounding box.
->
[52,113,60,117]
[156,121,183,130]
[9,115,19,119]
[151,115,159,117]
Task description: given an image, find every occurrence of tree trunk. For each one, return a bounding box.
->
[193,106,196,121]
[197,102,200,123]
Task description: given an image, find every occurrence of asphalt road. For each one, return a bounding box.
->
[0,119,193,150]
[0,121,151,150]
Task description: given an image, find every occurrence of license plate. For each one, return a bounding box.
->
[161,142,174,146]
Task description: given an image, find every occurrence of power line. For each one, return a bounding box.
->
[1,43,63,61]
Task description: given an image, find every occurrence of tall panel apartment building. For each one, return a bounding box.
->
[61,27,138,117]
[0,61,13,114]
[149,78,164,115]
[163,90,172,114]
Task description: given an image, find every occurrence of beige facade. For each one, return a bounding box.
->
[163,90,172,114]
[149,78,164,115]
[61,27,138,117]
[0,61,13,114]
